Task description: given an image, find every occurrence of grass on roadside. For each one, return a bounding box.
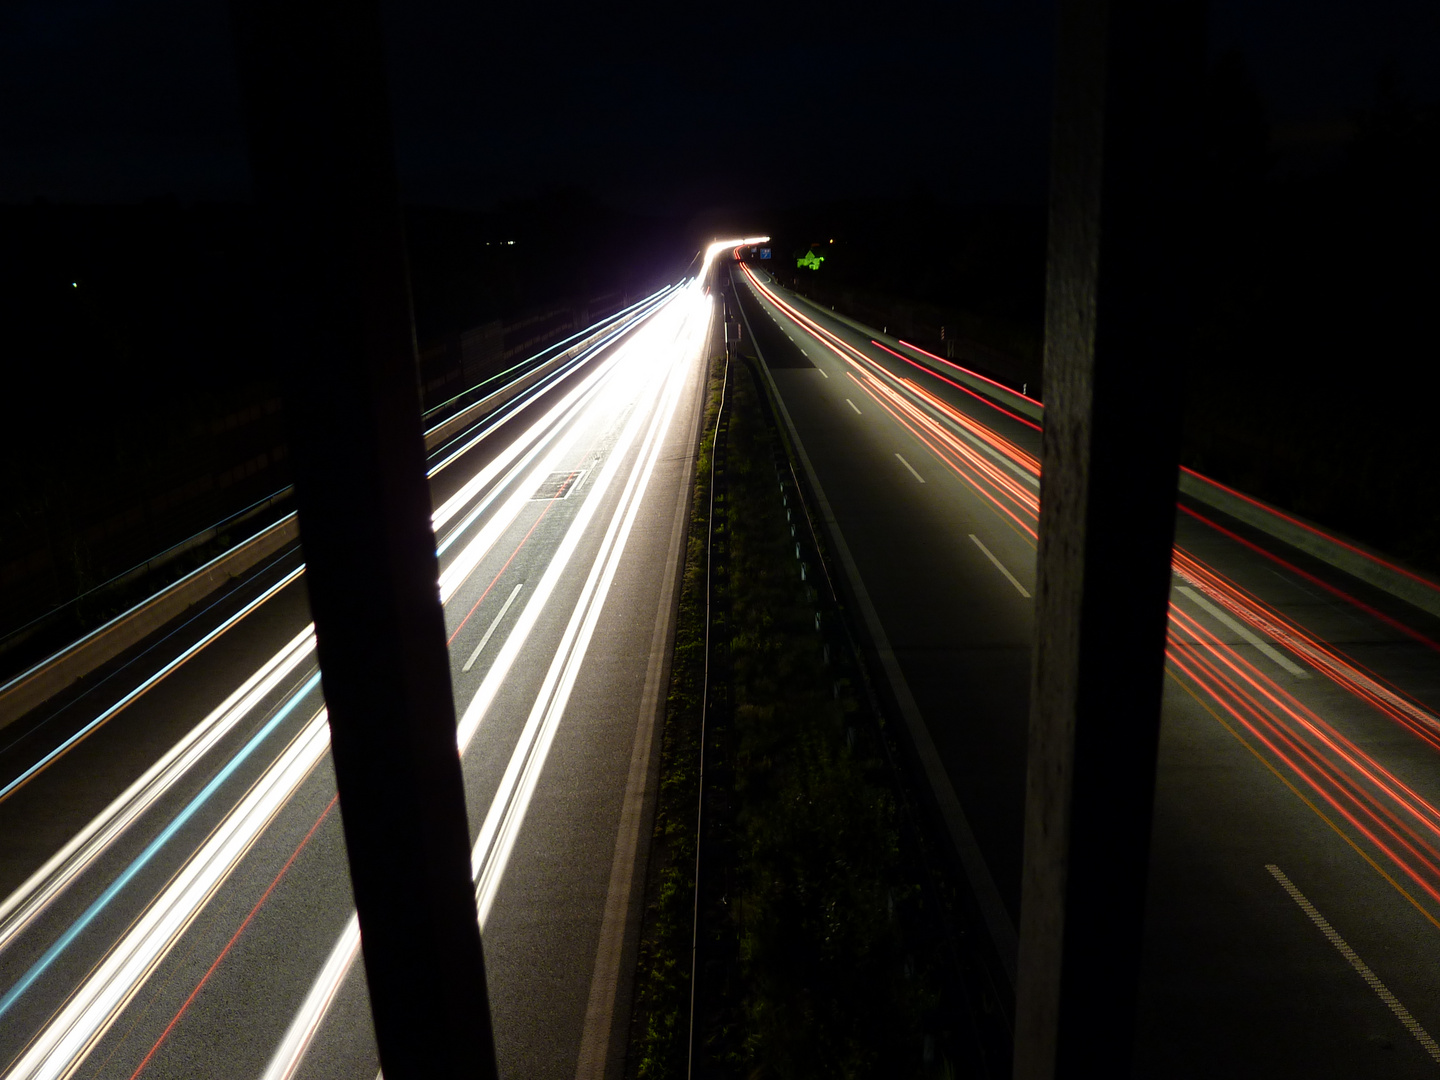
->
[625,353,726,1080]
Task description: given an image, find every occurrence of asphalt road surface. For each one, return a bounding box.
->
[732,261,1440,1078]
[0,278,716,1080]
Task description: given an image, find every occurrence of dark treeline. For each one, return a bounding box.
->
[739,57,1440,574]
[735,198,1050,389]
[1184,55,1440,572]
[0,192,692,651]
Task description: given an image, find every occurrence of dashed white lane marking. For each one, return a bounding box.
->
[462,582,525,672]
[1177,585,1309,677]
[895,453,925,484]
[815,365,827,378]
[1266,864,1440,1064]
[968,534,1030,598]
[845,398,862,415]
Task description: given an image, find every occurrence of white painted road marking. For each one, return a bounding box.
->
[969,534,1030,598]
[1267,864,1440,1064]
[846,398,862,415]
[1178,585,1309,678]
[895,453,925,484]
[462,582,526,672]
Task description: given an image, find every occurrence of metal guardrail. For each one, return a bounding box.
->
[0,293,672,732]
[0,486,294,665]
[782,280,1440,623]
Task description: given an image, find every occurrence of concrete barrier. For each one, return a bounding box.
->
[778,284,1044,421]
[0,301,658,733]
[1177,469,1440,621]
[0,515,300,731]
[773,276,1440,623]
[423,309,642,453]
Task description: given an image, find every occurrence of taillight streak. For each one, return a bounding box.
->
[870,339,1042,432]
[1173,549,1440,747]
[847,372,1038,539]
[1168,612,1440,908]
[742,260,1440,919]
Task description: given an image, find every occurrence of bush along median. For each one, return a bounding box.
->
[629,345,990,1078]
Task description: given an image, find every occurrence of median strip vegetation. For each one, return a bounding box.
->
[627,347,979,1078]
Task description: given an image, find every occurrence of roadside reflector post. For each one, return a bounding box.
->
[1016,0,1205,1077]
[228,1,499,1076]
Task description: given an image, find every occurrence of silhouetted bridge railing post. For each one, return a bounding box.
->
[229,1,500,1077]
[1016,1,1205,1077]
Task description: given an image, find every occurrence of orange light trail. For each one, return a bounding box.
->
[739,260,1440,920]
[1167,612,1440,908]
[897,338,1044,408]
[1181,466,1440,598]
[871,339,1042,432]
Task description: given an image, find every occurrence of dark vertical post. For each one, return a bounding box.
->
[1015,1,1204,1077]
[228,2,498,1076]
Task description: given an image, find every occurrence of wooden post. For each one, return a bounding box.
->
[1015,1,1205,1076]
[228,2,499,1075]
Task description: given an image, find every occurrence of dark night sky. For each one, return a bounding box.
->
[2,0,1438,218]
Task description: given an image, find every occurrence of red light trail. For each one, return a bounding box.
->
[738,262,1440,924]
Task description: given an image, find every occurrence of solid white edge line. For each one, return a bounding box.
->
[471,299,700,925]
[262,286,709,1080]
[1267,864,1440,1063]
[574,344,701,1080]
[735,268,1019,989]
[750,271,1038,491]
[969,534,1031,599]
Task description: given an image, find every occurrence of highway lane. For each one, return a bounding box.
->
[0,273,717,1079]
[732,262,1440,1076]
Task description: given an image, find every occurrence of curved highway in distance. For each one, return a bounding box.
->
[0,267,721,1080]
[732,261,1440,1079]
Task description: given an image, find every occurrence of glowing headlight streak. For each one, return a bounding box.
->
[425,288,676,492]
[0,295,680,1072]
[471,282,707,926]
[422,283,676,426]
[3,700,332,1080]
[453,282,702,751]
[0,626,316,958]
[260,279,714,1080]
[700,236,769,279]
[436,290,692,603]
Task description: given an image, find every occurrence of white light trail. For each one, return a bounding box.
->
[0,294,678,1080]
[261,278,713,1080]
[5,704,332,1080]
[0,626,316,957]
